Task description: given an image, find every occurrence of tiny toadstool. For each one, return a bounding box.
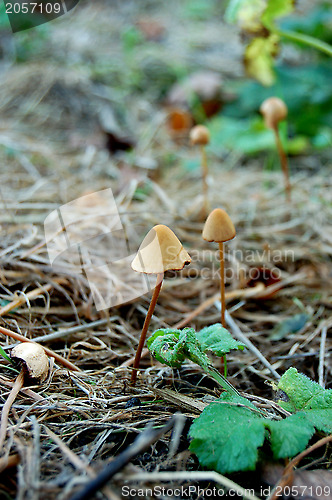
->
[260,97,291,202]
[190,125,211,218]
[130,224,191,385]
[0,342,49,451]
[203,208,236,329]
[203,209,236,376]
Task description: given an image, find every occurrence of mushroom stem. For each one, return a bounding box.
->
[273,126,291,202]
[200,145,209,216]
[218,242,228,377]
[218,242,226,328]
[0,368,24,451]
[131,273,164,386]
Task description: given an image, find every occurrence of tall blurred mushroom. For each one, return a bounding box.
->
[131,224,191,385]
[190,125,210,218]
[260,97,291,202]
[0,343,49,451]
[203,209,236,376]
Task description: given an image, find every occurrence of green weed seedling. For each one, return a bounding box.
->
[148,323,245,397]
[148,327,332,474]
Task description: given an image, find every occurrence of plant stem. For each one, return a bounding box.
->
[131,273,164,386]
[273,126,291,202]
[277,30,332,57]
[0,368,24,451]
[200,145,209,217]
[206,365,240,397]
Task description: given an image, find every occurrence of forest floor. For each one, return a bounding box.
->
[0,0,331,499]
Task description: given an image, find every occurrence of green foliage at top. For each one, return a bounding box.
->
[189,369,332,474]
[261,0,294,31]
[281,4,332,44]
[224,64,332,137]
[206,62,332,157]
[225,0,332,85]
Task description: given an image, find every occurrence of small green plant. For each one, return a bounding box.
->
[148,324,245,397]
[148,327,332,474]
[190,368,332,474]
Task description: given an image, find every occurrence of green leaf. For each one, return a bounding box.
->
[189,393,265,474]
[189,389,330,474]
[261,0,295,31]
[226,0,294,33]
[0,345,12,363]
[147,328,186,368]
[301,409,332,434]
[244,34,279,86]
[147,327,212,370]
[269,313,310,340]
[266,413,315,459]
[225,0,266,32]
[181,328,211,370]
[148,327,241,396]
[276,367,332,412]
[196,323,245,356]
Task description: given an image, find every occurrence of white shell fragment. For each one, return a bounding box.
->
[11,342,49,382]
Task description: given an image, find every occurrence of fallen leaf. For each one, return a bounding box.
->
[262,463,332,500]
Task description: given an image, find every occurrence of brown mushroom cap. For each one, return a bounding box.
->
[190,125,210,146]
[132,224,191,274]
[11,343,49,382]
[202,208,236,243]
[260,97,288,129]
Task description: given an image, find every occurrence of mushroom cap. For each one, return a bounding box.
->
[11,342,49,382]
[190,125,210,146]
[202,208,236,243]
[260,97,288,129]
[132,224,191,274]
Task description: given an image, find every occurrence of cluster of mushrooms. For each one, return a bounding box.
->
[130,95,290,385]
[130,208,236,385]
[0,96,290,448]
